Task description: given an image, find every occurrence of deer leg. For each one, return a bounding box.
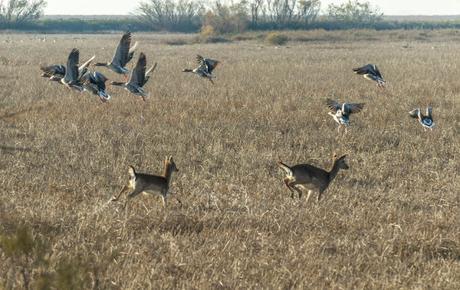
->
[284,178,295,198]
[120,187,143,209]
[306,190,313,203]
[112,185,129,202]
[293,186,303,199]
[317,190,325,202]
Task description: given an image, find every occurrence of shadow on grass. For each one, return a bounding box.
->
[0,145,34,154]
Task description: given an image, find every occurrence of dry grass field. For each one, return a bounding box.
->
[0,30,459,289]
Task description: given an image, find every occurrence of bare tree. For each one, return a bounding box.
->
[0,0,46,25]
[137,0,204,31]
[297,0,320,24]
[249,0,264,26]
[265,0,298,25]
[202,1,249,34]
[328,0,382,23]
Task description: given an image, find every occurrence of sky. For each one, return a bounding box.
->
[44,0,460,16]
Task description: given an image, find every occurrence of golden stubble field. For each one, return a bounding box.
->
[0,30,459,289]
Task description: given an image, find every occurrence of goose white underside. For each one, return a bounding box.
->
[329,112,349,126]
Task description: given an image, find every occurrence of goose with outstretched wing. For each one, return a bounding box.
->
[326,99,365,133]
[111,52,153,101]
[82,71,111,102]
[94,31,138,76]
[182,55,220,84]
[57,48,88,92]
[353,64,385,87]
[409,107,435,130]
[41,54,94,81]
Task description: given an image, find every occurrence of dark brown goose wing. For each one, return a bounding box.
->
[64,48,79,83]
[344,102,365,114]
[353,64,373,75]
[92,71,108,90]
[83,71,108,95]
[196,54,205,65]
[112,31,131,67]
[40,64,66,77]
[204,58,219,73]
[409,108,421,119]
[326,99,341,113]
[128,52,146,87]
[371,64,383,79]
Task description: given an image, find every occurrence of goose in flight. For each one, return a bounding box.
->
[409,107,435,130]
[82,71,111,102]
[94,31,138,76]
[48,48,92,92]
[326,99,365,133]
[182,55,219,84]
[40,53,94,81]
[353,64,385,87]
[111,52,156,101]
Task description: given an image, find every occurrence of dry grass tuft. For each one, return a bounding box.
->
[266,32,289,45]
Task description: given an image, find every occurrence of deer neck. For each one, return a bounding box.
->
[163,164,175,185]
[327,160,341,182]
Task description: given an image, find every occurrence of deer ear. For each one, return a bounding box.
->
[128,166,135,175]
[169,156,173,162]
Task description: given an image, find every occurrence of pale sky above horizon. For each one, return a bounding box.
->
[44,0,460,16]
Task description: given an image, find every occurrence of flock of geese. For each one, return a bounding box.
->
[40,31,219,102]
[39,31,436,207]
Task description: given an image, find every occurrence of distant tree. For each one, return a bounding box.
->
[328,0,382,23]
[249,0,264,27]
[0,0,46,26]
[297,0,320,24]
[249,0,320,28]
[265,0,297,25]
[137,0,204,32]
[202,1,249,34]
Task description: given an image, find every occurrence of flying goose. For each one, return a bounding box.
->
[409,107,435,130]
[326,99,365,133]
[94,31,138,75]
[40,54,95,81]
[53,48,91,92]
[182,55,219,84]
[40,64,65,79]
[82,71,111,102]
[353,64,386,87]
[111,52,154,101]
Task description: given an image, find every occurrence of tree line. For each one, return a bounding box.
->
[1,0,460,33]
[136,0,381,33]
